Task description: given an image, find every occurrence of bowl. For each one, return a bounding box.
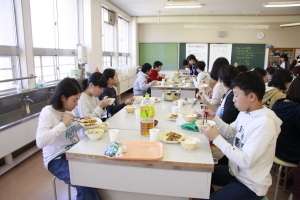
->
[179,136,200,150]
[195,120,216,132]
[85,128,104,141]
[134,96,144,103]
[154,119,158,127]
[79,117,102,129]
[108,98,115,105]
[187,98,196,104]
[188,109,198,114]
[182,113,197,122]
[97,122,109,131]
[125,105,136,113]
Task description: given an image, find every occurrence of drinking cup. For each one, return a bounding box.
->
[135,108,140,119]
[109,129,119,142]
[149,129,160,142]
[172,106,179,114]
[178,100,184,108]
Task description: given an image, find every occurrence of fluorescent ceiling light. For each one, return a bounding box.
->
[280,22,300,28]
[163,3,202,8]
[184,24,219,28]
[233,25,269,29]
[264,1,300,7]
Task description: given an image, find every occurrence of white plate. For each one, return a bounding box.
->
[164,113,178,121]
[79,117,102,129]
[155,98,161,103]
[160,131,183,144]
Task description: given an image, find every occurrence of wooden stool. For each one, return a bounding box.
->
[273,156,297,200]
[52,176,71,200]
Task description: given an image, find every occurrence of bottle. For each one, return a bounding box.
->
[16,82,22,93]
[140,94,155,137]
[36,77,43,88]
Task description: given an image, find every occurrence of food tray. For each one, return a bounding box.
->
[104,141,163,160]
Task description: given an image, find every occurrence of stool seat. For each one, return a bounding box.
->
[274,157,297,168]
[273,157,297,200]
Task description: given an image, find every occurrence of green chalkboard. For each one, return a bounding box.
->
[231,44,266,69]
[179,43,186,69]
[139,43,178,70]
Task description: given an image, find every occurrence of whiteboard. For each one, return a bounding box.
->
[186,43,208,71]
[209,44,232,72]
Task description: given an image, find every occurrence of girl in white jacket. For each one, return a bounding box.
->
[36,78,101,200]
[72,72,111,139]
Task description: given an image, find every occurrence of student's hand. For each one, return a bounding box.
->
[199,109,216,120]
[192,75,196,78]
[151,80,157,85]
[200,123,220,141]
[125,98,134,105]
[62,113,75,127]
[99,96,111,109]
[196,92,208,104]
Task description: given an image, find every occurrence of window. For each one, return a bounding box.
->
[30,0,78,49]
[103,56,112,68]
[118,17,129,54]
[102,8,114,54]
[34,56,76,82]
[118,16,129,66]
[0,0,21,92]
[30,0,78,82]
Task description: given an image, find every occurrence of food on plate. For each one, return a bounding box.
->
[172,100,186,105]
[155,98,160,103]
[165,132,182,141]
[166,114,178,119]
[80,118,102,128]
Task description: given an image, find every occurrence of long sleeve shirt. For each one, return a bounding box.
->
[212,107,282,196]
[36,105,82,169]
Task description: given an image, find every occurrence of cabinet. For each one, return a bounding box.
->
[268,48,295,67]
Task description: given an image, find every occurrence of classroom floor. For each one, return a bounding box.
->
[0,92,293,200]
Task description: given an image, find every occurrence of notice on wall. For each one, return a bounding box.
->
[186,43,208,70]
[209,44,232,72]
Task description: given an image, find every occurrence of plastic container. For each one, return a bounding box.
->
[36,77,44,88]
[16,82,22,93]
[140,95,155,137]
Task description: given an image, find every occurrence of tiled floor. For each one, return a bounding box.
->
[0,92,293,200]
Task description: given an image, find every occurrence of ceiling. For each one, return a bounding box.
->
[109,0,300,16]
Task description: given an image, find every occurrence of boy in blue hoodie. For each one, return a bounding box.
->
[133,63,156,96]
[199,71,282,200]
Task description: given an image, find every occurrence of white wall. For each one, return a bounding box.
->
[138,23,300,48]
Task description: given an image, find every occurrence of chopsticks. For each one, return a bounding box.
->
[191,93,202,108]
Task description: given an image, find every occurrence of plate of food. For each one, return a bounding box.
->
[160,131,183,144]
[164,113,178,121]
[155,98,161,103]
[79,117,102,129]
[172,100,186,106]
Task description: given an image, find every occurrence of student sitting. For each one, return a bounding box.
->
[36,78,101,200]
[262,68,293,109]
[272,76,300,165]
[199,71,282,200]
[266,66,277,82]
[197,65,239,124]
[133,63,156,96]
[99,68,134,121]
[192,61,211,86]
[72,72,111,138]
[236,65,248,74]
[148,61,164,82]
[187,54,198,76]
[253,67,268,83]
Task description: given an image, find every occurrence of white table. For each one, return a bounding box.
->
[67,101,214,200]
[151,85,198,99]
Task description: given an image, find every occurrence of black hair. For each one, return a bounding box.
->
[182,59,189,66]
[280,54,288,61]
[81,72,107,91]
[103,68,116,81]
[286,76,300,103]
[210,57,229,81]
[266,66,277,75]
[141,63,152,73]
[253,68,267,77]
[218,65,239,88]
[194,61,206,71]
[153,61,163,69]
[268,68,293,90]
[187,54,196,61]
[237,65,248,73]
[50,78,82,110]
[290,59,297,71]
[292,66,300,77]
[231,71,265,101]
